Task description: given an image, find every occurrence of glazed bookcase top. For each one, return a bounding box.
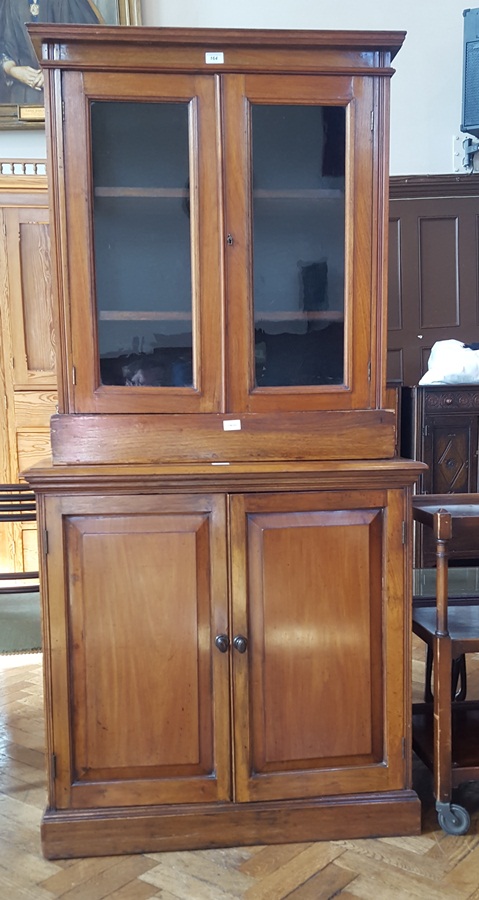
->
[30,25,406,464]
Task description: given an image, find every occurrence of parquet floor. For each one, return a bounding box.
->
[2,644,479,899]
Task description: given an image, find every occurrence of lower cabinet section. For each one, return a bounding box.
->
[32,467,421,857]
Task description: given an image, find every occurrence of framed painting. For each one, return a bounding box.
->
[0,0,142,129]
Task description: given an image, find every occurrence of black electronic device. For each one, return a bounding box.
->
[462,8,479,137]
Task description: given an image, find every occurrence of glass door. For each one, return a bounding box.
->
[61,71,223,414]
[223,74,376,413]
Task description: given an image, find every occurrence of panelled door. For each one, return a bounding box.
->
[229,488,408,802]
[44,492,230,809]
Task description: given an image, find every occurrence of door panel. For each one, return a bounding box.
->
[387,192,479,387]
[230,489,406,802]
[420,412,479,565]
[44,493,230,808]
[4,206,54,389]
[424,415,478,494]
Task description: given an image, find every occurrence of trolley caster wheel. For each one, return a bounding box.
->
[436,802,470,835]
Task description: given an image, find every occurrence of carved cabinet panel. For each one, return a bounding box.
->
[401,385,479,565]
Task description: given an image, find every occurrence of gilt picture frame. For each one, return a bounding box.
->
[0,0,142,129]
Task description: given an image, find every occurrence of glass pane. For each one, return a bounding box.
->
[91,101,193,388]
[252,105,345,388]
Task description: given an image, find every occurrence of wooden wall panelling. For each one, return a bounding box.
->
[14,389,58,429]
[387,175,479,388]
[387,213,403,384]
[16,430,54,473]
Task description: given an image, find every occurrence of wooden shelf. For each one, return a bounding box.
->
[94,187,343,200]
[253,188,344,199]
[99,310,192,321]
[94,187,189,198]
[99,310,344,322]
[413,701,479,772]
[255,310,344,321]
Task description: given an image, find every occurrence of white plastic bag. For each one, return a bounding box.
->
[419,339,479,385]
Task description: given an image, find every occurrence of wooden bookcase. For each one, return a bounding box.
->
[25,25,425,858]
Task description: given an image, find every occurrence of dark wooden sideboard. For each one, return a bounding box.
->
[401,385,479,566]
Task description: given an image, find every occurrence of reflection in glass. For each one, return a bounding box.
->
[90,101,193,387]
[252,104,346,388]
[413,566,479,599]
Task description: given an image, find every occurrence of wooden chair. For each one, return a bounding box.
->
[412,494,479,835]
[0,483,39,594]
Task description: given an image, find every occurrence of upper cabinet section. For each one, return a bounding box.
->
[31,26,403,420]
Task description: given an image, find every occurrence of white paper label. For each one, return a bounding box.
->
[205,52,224,64]
[223,419,241,431]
